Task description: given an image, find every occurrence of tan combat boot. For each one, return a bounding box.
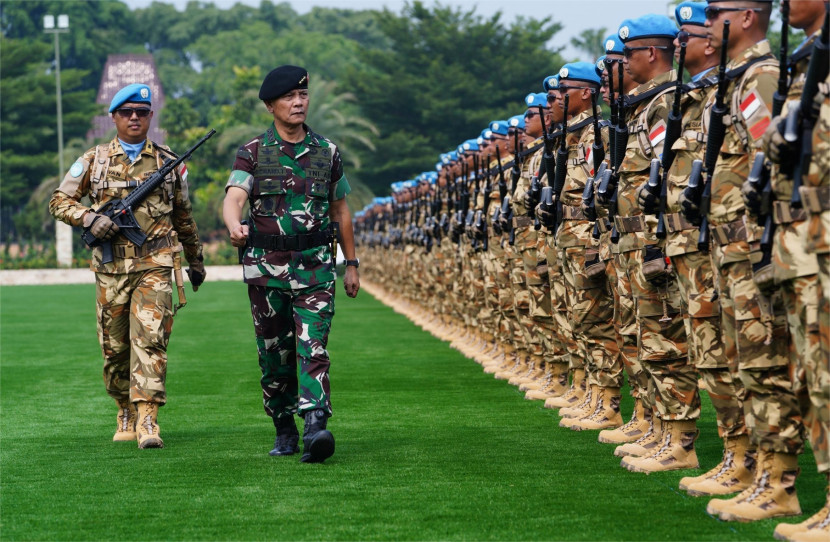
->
[136,402,164,449]
[544,368,586,410]
[483,347,514,375]
[569,387,623,431]
[774,479,829,541]
[614,417,663,458]
[622,419,699,473]
[714,450,801,522]
[511,355,543,387]
[495,350,528,380]
[525,362,569,400]
[559,383,597,421]
[520,358,550,392]
[113,400,137,442]
[685,435,756,496]
[598,398,650,444]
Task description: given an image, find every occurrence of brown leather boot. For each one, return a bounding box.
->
[774,479,829,541]
[598,398,650,444]
[622,419,699,473]
[544,369,586,410]
[715,450,801,522]
[614,417,663,458]
[525,362,569,400]
[569,387,623,431]
[113,400,137,442]
[136,402,163,449]
[685,434,756,496]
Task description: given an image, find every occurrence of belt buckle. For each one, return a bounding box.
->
[122,245,137,259]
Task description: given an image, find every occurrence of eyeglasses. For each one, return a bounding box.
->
[704,6,762,19]
[622,45,669,58]
[680,30,709,40]
[114,107,151,119]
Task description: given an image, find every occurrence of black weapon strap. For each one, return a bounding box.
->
[623,80,676,108]
[725,54,775,81]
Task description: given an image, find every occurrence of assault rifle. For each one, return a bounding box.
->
[598,61,629,244]
[695,21,730,252]
[82,128,216,264]
[549,93,570,233]
[582,91,606,223]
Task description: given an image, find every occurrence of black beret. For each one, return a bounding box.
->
[259,65,309,101]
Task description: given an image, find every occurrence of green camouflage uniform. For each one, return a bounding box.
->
[227,123,350,419]
[704,41,800,454]
[50,138,203,405]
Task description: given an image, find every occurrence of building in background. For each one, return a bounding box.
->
[88,54,165,144]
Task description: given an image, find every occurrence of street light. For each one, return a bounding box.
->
[44,14,72,268]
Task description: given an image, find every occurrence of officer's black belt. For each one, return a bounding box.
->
[248,224,336,252]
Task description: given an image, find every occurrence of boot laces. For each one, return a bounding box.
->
[633,423,655,444]
[742,471,771,504]
[141,414,156,435]
[615,411,642,432]
[706,451,734,480]
[652,432,673,458]
[118,407,131,431]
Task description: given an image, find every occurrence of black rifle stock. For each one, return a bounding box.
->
[81,128,217,264]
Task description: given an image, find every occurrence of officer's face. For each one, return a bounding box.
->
[111,101,153,144]
[267,89,309,128]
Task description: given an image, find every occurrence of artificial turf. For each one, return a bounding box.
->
[0,280,825,541]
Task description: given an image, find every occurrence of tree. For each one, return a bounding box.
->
[569,27,608,62]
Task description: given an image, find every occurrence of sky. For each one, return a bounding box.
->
[122,0,674,60]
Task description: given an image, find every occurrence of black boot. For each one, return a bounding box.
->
[300,408,335,463]
[269,415,300,456]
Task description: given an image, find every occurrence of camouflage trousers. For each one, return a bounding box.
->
[715,252,801,454]
[559,242,622,388]
[671,250,745,437]
[507,229,535,353]
[519,226,555,358]
[545,234,582,370]
[96,268,173,405]
[248,281,335,420]
[611,250,649,403]
[809,253,830,472]
[617,242,697,421]
[781,272,825,468]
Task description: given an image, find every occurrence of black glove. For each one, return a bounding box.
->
[534,202,555,229]
[678,187,702,226]
[741,179,763,218]
[636,181,660,215]
[641,245,672,287]
[187,256,206,292]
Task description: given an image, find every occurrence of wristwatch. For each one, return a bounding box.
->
[345,259,360,268]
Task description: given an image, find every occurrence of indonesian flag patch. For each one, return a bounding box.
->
[740,91,762,119]
[585,146,594,176]
[649,121,667,148]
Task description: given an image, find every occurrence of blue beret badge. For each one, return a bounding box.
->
[605,39,616,52]
[619,26,630,40]
[559,67,569,78]
[679,6,693,20]
[69,161,83,178]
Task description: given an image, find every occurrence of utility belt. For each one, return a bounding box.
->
[248,223,338,252]
[614,215,646,234]
[798,186,830,214]
[663,212,697,233]
[112,233,174,259]
[595,218,612,233]
[561,205,586,221]
[772,201,807,224]
[513,216,533,229]
[709,218,747,246]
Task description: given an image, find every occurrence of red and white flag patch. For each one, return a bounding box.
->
[649,123,666,148]
[585,147,594,176]
[740,92,761,119]
[178,163,188,182]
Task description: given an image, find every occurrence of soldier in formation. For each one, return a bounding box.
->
[355,1,828,539]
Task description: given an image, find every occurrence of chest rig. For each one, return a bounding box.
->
[88,142,175,203]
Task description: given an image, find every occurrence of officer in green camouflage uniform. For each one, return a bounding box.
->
[50,83,205,449]
[223,65,359,464]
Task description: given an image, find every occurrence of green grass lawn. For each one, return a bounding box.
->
[1,280,825,541]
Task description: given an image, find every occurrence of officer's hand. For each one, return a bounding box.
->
[741,179,763,218]
[678,187,701,226]
[187,257,206,292]
[534,202,554,228]
[344,265,360,298]
[86,213,120,240]
[636,181,660,215]
[229,222,249,248]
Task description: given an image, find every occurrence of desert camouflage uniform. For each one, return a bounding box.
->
[50,138,203,405]
[617,70,694,421]
[705,41,800,454]
[665,70,745,438]
[227,123,350,419]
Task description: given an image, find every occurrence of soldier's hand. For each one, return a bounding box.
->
[229,222,249,248]
[678,187,701,226]
[741,179,763,218]
[86,213,120,240]
[187,257,206,292]
[344,265,360,298]
[521,191,537,212]
[636,181,660,215]
[534,202,555,228]
[762,117,793,167]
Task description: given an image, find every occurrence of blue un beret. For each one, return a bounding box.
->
[259,65,309,101]
[480,128,493,141]
[603,33,625,55]
[558,62,601,86]
[459,139,480,154]
[543,75,560,92]
[449,151,459,162]
[109,83,151,113]
[675,1,707,26]
[595,56,607,77]
[525,92,549,108]
[489,120,510,136]
[619,14,678,42]
[508,114,526,131]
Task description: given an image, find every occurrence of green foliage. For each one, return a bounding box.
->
[569,27,608,62]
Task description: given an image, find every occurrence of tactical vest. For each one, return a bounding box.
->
[626,81,676,170]
[250,138,332,235]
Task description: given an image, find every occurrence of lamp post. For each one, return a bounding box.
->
[44,14,72,268]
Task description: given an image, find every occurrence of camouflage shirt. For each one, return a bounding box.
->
[804,74,830,255]
[226,123,351,289]
[49,137,202,273]
[512,137,544,217]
